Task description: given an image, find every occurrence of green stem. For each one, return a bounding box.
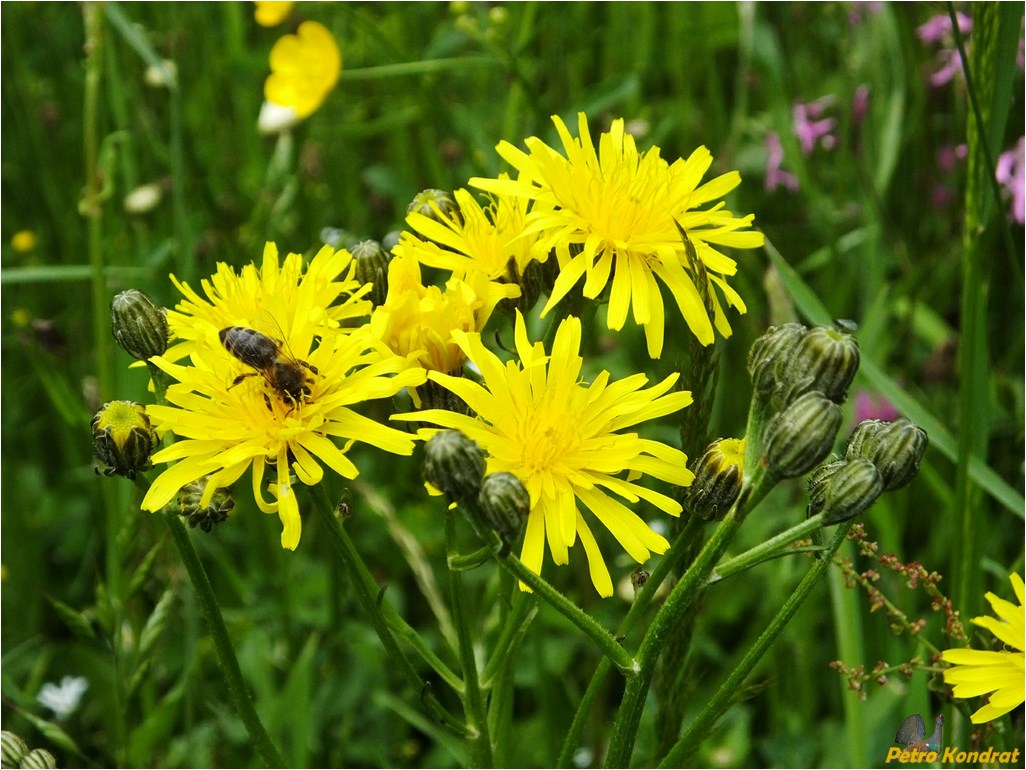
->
[496,549,638,676]
[604,506,746,767]
[556,516,705,768]
[445,510,494,767]
[480,589,537,688]
[162,512,287,768]
[657,521,855,767]
[311,486,466,730]
[710,513,826,583]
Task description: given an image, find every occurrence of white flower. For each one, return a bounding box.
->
[37,676,89,720]
[258,100,300,135]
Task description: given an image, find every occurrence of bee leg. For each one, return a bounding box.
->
[301,360,319,375]
[229,372,258,390]
[262,393,273,412]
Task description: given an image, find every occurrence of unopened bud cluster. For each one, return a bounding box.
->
[747,322,859,480]
[91,401,158,479]
[422,430,528,552]
[808,418,928,524]
[2,731,56,769]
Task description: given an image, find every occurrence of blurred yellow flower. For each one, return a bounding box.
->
[253,1,294,27]
[396,311,695,596]
[264,21,341,120]
[369,255,518,398]
[11,230,37,253]
[142,243,422,550]
[471,113,764,358]
[941,572,1025,723]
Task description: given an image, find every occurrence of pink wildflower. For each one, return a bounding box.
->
[765,132,798,192]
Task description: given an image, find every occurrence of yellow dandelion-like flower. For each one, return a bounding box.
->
[395,311,695,596]
[253,0,294,27]
[163,242,371,365]
[141,246,424,550]
[471,112,764,358]
[941,572,1025,723]
[395,185,545,288]
[369,255,518,401]
[264,21,341,119]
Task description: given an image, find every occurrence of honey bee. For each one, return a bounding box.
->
[219,326,318,408]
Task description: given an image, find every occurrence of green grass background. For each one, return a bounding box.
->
[1,2,1023,767]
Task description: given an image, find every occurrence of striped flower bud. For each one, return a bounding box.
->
[747,323,807,396]
[91,401,158,479]
[350,239,392,307]
[685,437,746,519]
[763,391,842,479]
[110,289,169,361]
[476,471,529,550]
[786,325,860,404]
[845,418,928,491]
[407,188,461,224]
[1,731,29,768]
[423,430,486,503]
[808,458,883,524]
[178,476,235,532]
[19,748,57,769]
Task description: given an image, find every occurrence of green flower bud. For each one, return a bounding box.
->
[476,472,529,550]
[91,401,158,479]
[747,323,807,396]
[786,326,860,404]
[19,749,56,769]
[507,258,544,315]
[350,239,392,307]
[178,476,234,532]
[685,437,746,519]
[763,391,842,479]
[808,458,883,524]
[845,418,928,491]
[407,188,461,225]
[424,430,486,503]
[110,289,169,361]
[2,731,29,768]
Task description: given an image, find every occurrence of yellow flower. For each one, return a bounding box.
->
[395,185,545,288]
[369,255,518,401]
[253,1,294,27]
[941,572,1025,723]
[471,113,764,358]
[11,230,36,253]
[395,311,695,596]
[141,245,424,550]
[163,242,371,365]
[264,21,341,119]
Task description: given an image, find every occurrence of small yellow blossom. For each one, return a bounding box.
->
[369,255,518,397]
[471,113,764,358]
[264,21,341,119]
[11,230,37,253]
[942,572,1025,723]
[395,185,545,289]
[395,311,695,596]
[253,1,294,27]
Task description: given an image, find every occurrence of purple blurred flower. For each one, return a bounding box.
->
[996,137,1025,225]
[848,2,884,26]
[853,390,901,425]
[765,132,799,192]
[937,143,968,173]
[918,12,972,87]
[793,96,837,155]
[916,12,972,44]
